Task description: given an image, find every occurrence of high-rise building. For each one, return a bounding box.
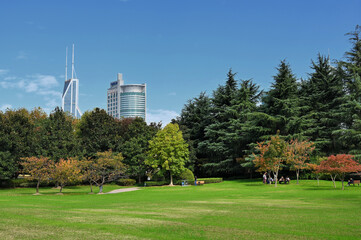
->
[62,45,82,118]
[107,73,146,120]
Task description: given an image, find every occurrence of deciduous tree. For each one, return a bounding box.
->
[89,150,127,193]
[20,156,53,194]
[318,154,361,190]
[52,158,81,193]
[253,133,289,187]
[287,139,315,184]
[146,123,189,186]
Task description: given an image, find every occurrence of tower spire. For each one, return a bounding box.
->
[71,44,74,79]
[65,46,68,81]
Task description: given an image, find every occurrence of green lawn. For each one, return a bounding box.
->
[0,180,361,240]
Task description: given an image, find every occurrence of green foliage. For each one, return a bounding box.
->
[299,54,345,155]
[144,180,169,186]
[76,108,119,157]
[121,117,159,182]
[146,123,189,185]
[116,178,136,186]
[36,107,80,161]
[262,60,301,138]
[178,168,195,181]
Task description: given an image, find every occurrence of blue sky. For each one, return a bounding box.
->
[0,0,360,124]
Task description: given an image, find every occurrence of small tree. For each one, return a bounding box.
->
[318,154,361,190]
[79,158,97,193]
[287,139,315,184]
[21,156,53,194]
[90,150,127,194]
[52,158,81,193]
[146,123,189,186]
[307,156,326,186]
[253,133,289,187]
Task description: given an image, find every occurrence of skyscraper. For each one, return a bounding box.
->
[62,45,82,118]
[107,73,146,120]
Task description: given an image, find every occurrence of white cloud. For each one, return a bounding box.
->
[0,74,59,94]
[0,69,8,75]
[0,74,61,113]
[146,109,179,126]
[0,104,12,111]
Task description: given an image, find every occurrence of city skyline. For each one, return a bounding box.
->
[0,0,360,124]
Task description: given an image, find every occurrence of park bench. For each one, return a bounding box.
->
[196,181,205,185]
[351,180,360,186]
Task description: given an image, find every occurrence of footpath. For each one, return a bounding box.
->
[105,187,140,194]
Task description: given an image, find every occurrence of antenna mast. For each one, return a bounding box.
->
[72,44,74,79]
[65,47,68,81]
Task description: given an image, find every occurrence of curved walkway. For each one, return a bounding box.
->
[105,187,140,194]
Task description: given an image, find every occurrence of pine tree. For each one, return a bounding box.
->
[334,25,361,158]
[178,92,212,175]
[299,54,345,155]
[262,60,300,138]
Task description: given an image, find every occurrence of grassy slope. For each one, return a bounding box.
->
[0,180,361,240]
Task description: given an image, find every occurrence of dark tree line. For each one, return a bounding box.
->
[0,107,160,180]
[177,26,361,177]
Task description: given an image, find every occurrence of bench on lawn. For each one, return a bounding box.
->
[196,181,205,185]
[351,180,360,186]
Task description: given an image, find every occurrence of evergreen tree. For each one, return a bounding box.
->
[299,54,345,155]
[178,92,212,175]
[262,60,301,138]
[334,25,361,158]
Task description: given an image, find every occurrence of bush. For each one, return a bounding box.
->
[0,179,43,188]
[178,168,195,181]
[144,181,169,186]
[197,178,223,184]
[117,179,136,186]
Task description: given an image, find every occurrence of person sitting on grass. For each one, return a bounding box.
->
[269,177,274,184]
[285,176,290,184]
[347,178,354,186]
[279,176,285,184]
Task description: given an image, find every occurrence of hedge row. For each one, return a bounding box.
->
[144,181,169,186]
[197,178,223,183]
[116,179,136,186]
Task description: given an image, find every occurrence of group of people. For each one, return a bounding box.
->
[263,173,290,184]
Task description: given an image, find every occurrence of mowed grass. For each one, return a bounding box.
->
[1,180,361,240]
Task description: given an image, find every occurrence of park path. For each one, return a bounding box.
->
[105,187,140,194]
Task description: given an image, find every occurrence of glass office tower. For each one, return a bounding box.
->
[62,78,82,118]
[107,73,146,120]
[61,45,82,119]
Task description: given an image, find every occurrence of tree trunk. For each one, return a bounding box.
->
[169,173,174,186]
[36,180,40,194]
[60,186,63,193]
[274,172,278,187]
[296,169,300,184]
[331,175,336,188]
[341,179,344,190]
[139,175,142,184]
[99,185,103,193]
